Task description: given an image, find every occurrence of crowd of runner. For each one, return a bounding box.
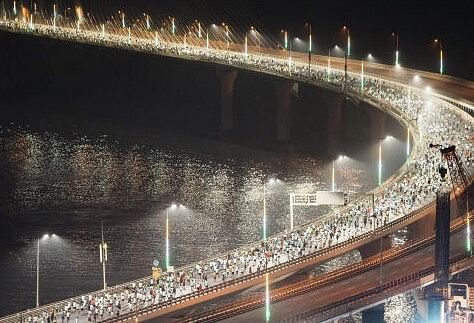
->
[0,18,473,323]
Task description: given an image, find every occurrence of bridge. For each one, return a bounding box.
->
[0,7,473,323]
[149,216,473,322]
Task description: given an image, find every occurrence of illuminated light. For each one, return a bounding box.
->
[121,12,125,28]
[263,182,267,241]
[309,33,312,52]
[198,22,202,38]
[332,160,336,191]
[347,34,351,57]
[284,31,288,50]
[206,31,209,50]
[413,74,420,82]
[13,1,16,16]
[361,61,364,93]
[154,31,159,46]
[265,273,271,322]
[395,49,399,65]
[327,50,331,81]
[127,26,131,44]
[440,49,443,74]
[146,14,150,30]
[171,17,175,35]
[166,209,170,271]
[101,24,105,37]
[244,35,248,59]
[425,86,432,93]
[53,4,56,30]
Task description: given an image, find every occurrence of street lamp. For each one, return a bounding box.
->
[165,203,184,271]
[434,38,443,74]
[280,29,288,50]
[36,233,57,307]
[99,222,108,290]
[378,135,393,186]
[307,23,313,73]
[392,32,399,66]
[244,34,248,59]
[263,178,280,241]
[288,37,300,76]
[342,26,350,88]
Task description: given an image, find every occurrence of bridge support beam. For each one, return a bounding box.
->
[325,94,344,157]
[362,304,384,323]
[274,79,294,143]
[217,68,238,133]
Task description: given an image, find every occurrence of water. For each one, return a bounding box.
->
[0,124,389,315]
[0,30,408,315]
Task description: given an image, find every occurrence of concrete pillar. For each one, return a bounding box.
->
[362,304,385,323]
[325,94,344,157]
[274,79,294,143]
[217,68,238,133]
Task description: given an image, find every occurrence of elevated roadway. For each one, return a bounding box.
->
[0,16,473,323]
[161,217,471,322]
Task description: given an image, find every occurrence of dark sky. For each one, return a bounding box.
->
[30,0,474,79]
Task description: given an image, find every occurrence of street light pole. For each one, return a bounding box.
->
[263,183,267,241]
[244,34,248,59]
[392,32,399,65]
[434,38,443,74]
[166,208,170,270]
[327,48,331,81]
[308,24,312,74]
[332,159,336,192]
[343,26,350,89]
[36,237,40,308]
[99,221,108,290]
[288,39,292,76]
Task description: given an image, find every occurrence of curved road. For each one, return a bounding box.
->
[0,16,473,323]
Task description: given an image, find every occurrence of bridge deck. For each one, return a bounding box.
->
[0,17,473,323]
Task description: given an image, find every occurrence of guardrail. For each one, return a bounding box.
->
[100,200,438,323]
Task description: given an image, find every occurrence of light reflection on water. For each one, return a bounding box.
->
[0,127,377,314]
